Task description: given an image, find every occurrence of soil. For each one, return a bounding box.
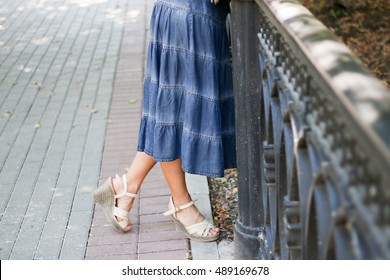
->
[300,0,390,88]
[208,169,238,242]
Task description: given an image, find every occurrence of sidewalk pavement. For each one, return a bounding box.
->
[0,0,234,260]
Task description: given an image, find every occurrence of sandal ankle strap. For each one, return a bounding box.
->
[163,197,194,216]
[114,174,137,198]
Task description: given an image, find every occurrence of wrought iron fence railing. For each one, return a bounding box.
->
[230,0,390,259]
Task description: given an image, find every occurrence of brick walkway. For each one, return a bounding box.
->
[0,0,189,260]
[85,0,189,260]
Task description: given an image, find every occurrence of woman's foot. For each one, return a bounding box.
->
[167,197,220,239]
[175,202,220,237]
[111,175,137,232]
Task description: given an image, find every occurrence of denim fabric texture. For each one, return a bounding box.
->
[137,0,236,178]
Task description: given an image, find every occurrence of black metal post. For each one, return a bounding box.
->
[231,0,264,259]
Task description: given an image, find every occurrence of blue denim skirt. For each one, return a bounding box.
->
[137,0,236,177]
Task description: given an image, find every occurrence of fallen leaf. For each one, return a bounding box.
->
[3,109,13,117]
[91,108,99,114]
[220,178,228,184]
[32,80,44,89]
[128,98,137,104]
[185,252,192,260]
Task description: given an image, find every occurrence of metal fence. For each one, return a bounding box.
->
[230,0,390,259]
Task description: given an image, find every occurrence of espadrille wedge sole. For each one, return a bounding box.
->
[93,174,136,233]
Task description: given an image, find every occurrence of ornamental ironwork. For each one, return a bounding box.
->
[231,0,390,260]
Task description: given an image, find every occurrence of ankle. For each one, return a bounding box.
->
[112,176,136,195]
[172,195,192,206]
[126,181,139,195]
[124,174,141,194]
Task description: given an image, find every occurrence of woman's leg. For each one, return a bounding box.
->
[113,152,156,231]
[160,159,219,237]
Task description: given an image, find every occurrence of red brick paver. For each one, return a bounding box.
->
[85,0,189,260]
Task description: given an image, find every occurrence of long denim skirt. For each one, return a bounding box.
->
[137,0,236,177]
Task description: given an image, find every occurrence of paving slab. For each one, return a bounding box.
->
[0,0,137,260]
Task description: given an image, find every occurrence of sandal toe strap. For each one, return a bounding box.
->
[117,219,130,229]
[186,220,215,237]
[114,207,129,220]
[114,207,130,229]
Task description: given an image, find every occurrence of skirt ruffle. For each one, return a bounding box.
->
[137,0,236,177]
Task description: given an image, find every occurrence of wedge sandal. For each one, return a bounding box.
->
[93,174,136,233]
[163,196,219,242]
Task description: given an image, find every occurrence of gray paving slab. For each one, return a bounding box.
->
[0,0,131,260]
[186,173,220,260]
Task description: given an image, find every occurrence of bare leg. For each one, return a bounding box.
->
[112,152,156,231]
[160,158,219,237]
